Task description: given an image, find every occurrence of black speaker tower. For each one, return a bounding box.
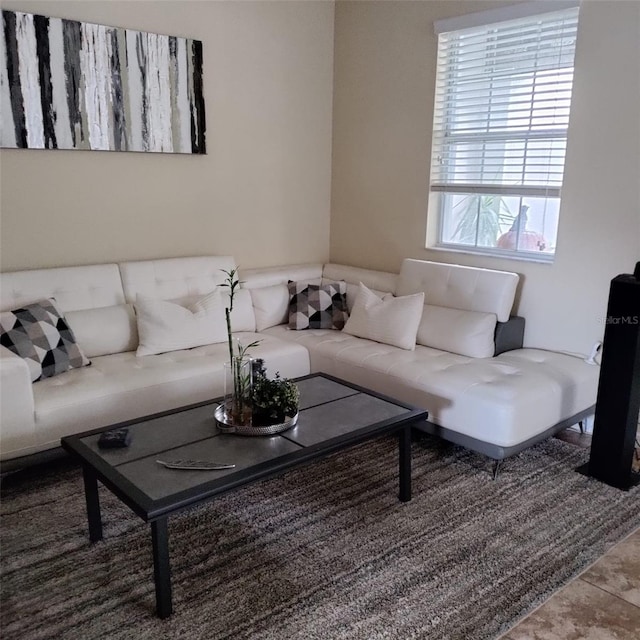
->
[578,262,640,490]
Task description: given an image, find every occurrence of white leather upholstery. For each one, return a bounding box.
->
[0,346,36,460]
[322,263,397,312]
[180,288,256,333]
[240,264,323,289]
[343,284,424,350]
[65,304,138,358]
[0,255,596,467]
[119,256,236,303]
[322,263,398,295]
[240,264,323,332]
[0,257,316,462]
[134,291,228,357]
[228,289,256,332]
[264,326,598,448]
[0,264,131,363]
[250,284,290,331]
[417,305,496,358]
[0,263,125,312]
[15,332,309,460]
[396,259,518,322]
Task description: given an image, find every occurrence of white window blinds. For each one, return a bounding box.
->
[430,7,580,199]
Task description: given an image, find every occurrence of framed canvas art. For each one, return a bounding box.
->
[0,10,206,154]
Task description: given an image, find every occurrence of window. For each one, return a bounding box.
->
[429,4,580,260]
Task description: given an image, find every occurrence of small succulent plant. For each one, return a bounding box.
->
[251,359,300,426]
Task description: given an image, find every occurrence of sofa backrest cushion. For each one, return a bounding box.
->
[65,304,138,358]
[322,264,398,312]
[119,255,257,335]
[240,264,323,331]
[0,264,131,358]
[396,259,518,323]
[0,264,125,312]
[240,263,323,290]
[119,256,236,302]
[417,305,497,358]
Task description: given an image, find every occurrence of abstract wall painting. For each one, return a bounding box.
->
[0,10,205,154]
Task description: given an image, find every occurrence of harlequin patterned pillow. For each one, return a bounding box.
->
[288,281,349,330]
[0,298,91,382]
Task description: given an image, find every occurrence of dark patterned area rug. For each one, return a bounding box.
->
[1,435,639,640]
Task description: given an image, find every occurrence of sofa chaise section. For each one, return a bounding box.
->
[250,259,599,461]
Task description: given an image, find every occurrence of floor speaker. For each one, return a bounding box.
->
[578,262,640,490]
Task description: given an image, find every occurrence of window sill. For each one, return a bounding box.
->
[429,244,555,265]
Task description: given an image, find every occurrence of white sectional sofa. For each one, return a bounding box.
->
[0,255,599,472]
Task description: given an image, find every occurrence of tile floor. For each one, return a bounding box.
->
[498,428,640,640]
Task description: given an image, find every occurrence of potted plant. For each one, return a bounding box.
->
[451,194,514,247]
[220,268,259,425]
[251,359,300,426]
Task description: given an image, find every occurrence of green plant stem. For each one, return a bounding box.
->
[225,308,234,366]
[233,357,242,418]
[221,267,261,424]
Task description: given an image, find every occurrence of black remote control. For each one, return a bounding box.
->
[98,428,131,449]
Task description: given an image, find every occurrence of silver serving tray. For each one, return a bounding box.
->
[214,405,298,436]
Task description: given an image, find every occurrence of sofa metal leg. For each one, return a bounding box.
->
[492,460,502,481]
[578,420,585,434]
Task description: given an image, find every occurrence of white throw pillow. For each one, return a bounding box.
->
[343,283,424,350]
[135,290,227,357]
[250,284,290,331]
[66,304,138,358]
[229,288,256,332]
[416,304,497,358]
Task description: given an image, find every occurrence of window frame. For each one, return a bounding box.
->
[428,2,580,262]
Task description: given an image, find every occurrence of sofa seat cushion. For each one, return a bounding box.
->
[263,326,599,448]
[30,332,310,453]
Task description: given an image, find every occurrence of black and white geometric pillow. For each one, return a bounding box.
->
[0,298,91,382]
[288,281,349,330]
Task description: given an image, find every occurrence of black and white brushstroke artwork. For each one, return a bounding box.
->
[0,10,205,153]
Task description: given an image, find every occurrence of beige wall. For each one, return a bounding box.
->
[2,0,639,356]
[0,0,334,270]
[331,0,640,355]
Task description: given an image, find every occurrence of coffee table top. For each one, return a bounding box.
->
[62,373,427,521]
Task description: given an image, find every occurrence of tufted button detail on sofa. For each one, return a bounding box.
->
[1,258,600,467]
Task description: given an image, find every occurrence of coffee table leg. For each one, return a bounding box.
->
[82,466,103,542]
[151,518,173,618]
[399,425,412,502]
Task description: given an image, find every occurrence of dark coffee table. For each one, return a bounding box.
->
[61,373,427,618]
